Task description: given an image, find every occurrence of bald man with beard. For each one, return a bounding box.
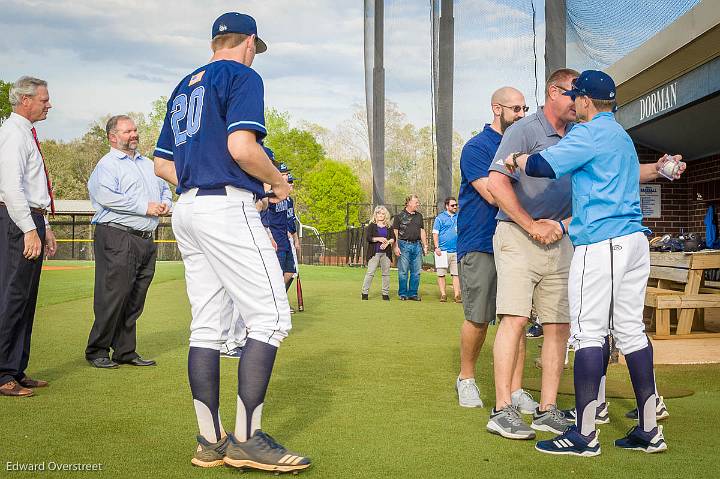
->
[454,87,533,410]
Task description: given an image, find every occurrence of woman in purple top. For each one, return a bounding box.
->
[361,206,396,300]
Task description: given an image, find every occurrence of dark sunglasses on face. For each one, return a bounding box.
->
[449,204,458,207]
[497,103,530,113]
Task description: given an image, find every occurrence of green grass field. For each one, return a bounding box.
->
[4,262,720,478]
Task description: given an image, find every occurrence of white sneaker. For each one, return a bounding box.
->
[511,388,539,415]
[456,377,484,408]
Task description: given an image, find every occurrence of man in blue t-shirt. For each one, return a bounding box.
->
[432,197,459,302]
[454,87,533,411]
[152,12,309,472]
[507,71,677,457]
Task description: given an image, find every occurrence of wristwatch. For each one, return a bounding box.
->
[512,152,523,168]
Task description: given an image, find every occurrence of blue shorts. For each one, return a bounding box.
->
[276,250,296,274]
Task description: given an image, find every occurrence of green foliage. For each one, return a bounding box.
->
[264,108,326,179]
[0,80,12,122]
[295,159,364,232]
[43,98,168,200]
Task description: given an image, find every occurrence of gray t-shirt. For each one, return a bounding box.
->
[489,107,573,222]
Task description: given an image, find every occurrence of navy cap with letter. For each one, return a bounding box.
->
[276,162,291,174]
[212,12,267,53]
[563,70,616,101]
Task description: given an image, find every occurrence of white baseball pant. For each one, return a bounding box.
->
[569,231,650,355]
[172,186,291,349]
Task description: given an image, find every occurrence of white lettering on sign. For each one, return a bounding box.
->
[640,82,677,121]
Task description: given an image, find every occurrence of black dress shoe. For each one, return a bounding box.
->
[116,357,156,367]
[382,295,390,301]
[87,357,119,369]
[361,293,369,300]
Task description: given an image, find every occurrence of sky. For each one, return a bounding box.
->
[3,0,689,144]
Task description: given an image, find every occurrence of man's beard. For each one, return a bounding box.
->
[500,114,515,133]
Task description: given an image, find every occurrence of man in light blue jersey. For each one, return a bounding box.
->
[506,70,677,456]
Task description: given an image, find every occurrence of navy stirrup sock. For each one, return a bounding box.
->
[188,346,224,442]
[573,347,604,436]
[625,344,657,433]
[235,339,278,441]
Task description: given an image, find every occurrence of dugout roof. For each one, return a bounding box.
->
[607,1,720,160]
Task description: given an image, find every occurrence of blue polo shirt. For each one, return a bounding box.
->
[154,60,266,196]
[540,112,648,246]
[457,124,501,259]
[432,211,458,253]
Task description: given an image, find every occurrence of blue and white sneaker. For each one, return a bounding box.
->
[563,402,610,425]
[615,425,667,453]
[625,396,669,421]
[535,425,601,457]
[220,347,243,359]
[526,322,543,339]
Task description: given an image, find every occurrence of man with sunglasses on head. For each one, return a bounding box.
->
[486,68,581,439]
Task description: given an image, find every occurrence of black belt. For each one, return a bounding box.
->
[0,201,47,215]
[197,187,227,196]
[400,239,420,243]
[104,222,153,240]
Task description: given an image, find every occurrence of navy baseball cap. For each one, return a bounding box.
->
[287,174,296,184]
[276,162,291,174]
[563,70,616,101]
[263,145,275,160]
[212,12,267,53]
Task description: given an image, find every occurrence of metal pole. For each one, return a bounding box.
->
[436,0,454,212]
[372,0,385,206]
[545,0,567,81]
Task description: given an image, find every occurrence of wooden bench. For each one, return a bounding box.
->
[645,251,720,339]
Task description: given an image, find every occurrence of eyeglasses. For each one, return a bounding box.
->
[448,204,458,207]
[496,103,529,113]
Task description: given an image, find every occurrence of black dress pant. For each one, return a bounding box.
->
[0,207,46,386]
[85,224,157,362]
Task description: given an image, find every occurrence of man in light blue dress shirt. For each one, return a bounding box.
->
[85,115,172,369]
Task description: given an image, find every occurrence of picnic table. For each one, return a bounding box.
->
[645,250,720,339]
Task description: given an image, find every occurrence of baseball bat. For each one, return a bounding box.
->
[296,274,304,312]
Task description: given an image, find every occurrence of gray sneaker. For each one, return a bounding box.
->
[531,405,573,435]
[224,431,311,473]
[191,435,229,468]
[456,377,484,408]
[511,388,539,415]
[486,405,536,440]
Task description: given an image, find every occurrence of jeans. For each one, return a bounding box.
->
[397,240,422,298]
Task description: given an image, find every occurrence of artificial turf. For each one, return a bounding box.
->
[3,262,720,478]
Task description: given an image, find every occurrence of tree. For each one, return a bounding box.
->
[264,108,326,179]
[0,80,12,123]
[295,160,364,233]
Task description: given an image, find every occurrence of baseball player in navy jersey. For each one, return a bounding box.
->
[153,12,310,472]
[262,161,296,292]
[285,177,300,287]
[505,70,672,457]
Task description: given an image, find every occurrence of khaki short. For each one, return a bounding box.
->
[493,221,573,324]
[436,252,458,276]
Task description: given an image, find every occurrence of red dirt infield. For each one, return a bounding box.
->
[42,265,94,271]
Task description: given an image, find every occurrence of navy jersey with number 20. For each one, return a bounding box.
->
[154,60,266,196]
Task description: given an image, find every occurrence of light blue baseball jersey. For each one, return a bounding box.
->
[540,112,649,246]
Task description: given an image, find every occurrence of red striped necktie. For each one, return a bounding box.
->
[30,126,55,215]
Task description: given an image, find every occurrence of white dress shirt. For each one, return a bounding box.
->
[0,112,51,233]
